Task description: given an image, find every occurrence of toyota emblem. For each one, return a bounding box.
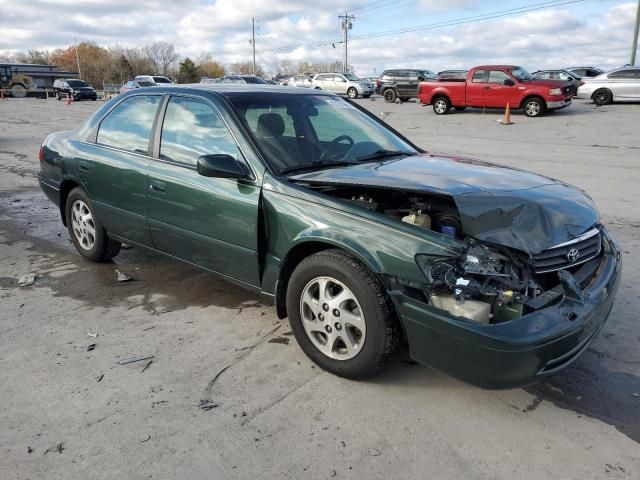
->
[567,248,580,263]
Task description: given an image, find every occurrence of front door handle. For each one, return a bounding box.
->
[149,179,166,192]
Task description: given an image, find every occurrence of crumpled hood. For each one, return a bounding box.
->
[291,154,600,254]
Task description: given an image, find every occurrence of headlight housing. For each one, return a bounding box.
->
[549,88,562,96]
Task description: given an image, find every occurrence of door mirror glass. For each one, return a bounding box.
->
[503,78,515,86]
[197,154,248,179]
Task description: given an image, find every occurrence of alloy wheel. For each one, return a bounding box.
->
[71,199,96,251]
[525,101,541,116]
[434,99,448,114]
[347,88,358,99]
[299,276,366,360]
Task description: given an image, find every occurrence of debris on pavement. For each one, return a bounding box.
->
[198,399,219,411]
[141,360,153,373]
[43,442,64,455]
[18,273,36,287]
[27,446,33,454]
[115,269,132,282]
[368,448,381,456]
[87,332,98,338]
[87,344,96,352]
[96,374,104,382]
[140,435,151,443]
[118,355,154,365]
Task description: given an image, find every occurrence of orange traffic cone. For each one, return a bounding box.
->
[500,103,513,125]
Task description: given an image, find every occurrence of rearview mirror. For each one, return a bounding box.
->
[197,154,248,179]
[503,78,515,86]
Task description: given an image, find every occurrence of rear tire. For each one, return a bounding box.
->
[383,88,397,103]
[10,84,27,98]
[592,89,612,106]
[432,96,451,115]
[65,188,121,262]
[286,249,401,379]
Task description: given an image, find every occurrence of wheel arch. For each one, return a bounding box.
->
[274,238,382,319]
[59,179,82,226]
[520,94,546,110]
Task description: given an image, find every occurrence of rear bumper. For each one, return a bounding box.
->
[38,174,60,207]
[391,230,621,389]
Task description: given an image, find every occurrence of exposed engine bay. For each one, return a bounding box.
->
[303,184,603,325]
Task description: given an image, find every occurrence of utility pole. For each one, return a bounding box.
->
[74,37,82,78]
[339,12,355,73]
[251,17,256,75]
[632,0,640,65]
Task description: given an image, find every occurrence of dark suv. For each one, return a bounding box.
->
[53,79,97,101]
[376,69,436,102]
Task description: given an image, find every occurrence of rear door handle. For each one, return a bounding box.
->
[149,179,166,192]
[79,160,90,171]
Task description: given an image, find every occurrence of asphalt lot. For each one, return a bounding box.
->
[1,96,639,479]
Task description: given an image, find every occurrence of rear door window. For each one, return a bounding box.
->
[160,96,240,167]
[471,70,486,83]
[97,95,162,155]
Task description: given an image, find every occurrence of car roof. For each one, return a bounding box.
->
[121,84,336,97]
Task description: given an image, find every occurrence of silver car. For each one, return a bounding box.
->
[577,67,640,105]
[311,72,374,98]
[289,75,313,88]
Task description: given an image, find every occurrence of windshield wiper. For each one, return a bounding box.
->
[280,160,357,175]
[354,150,416,162]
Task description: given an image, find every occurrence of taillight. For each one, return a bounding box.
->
[38,145,44,162]
[579,81,585,86]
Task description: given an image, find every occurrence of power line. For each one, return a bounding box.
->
[259,0,588,53]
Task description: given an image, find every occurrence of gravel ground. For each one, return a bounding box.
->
[0,96,639,479]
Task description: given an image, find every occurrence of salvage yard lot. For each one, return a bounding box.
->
[1,97,639,479]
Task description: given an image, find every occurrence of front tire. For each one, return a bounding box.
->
[65,188,121,262]
[523,98,545,117]
[592,89,612,106]
[432,96,451,115]
[347,87,358,99]
[286,249,401,379]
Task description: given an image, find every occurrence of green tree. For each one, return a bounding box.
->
[177,58,199,83]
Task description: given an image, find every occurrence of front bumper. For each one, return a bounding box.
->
[72,91,97,100]
[547,97,572,110]
[390,230,621,389]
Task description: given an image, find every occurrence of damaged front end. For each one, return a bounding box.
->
[293,180,621,387]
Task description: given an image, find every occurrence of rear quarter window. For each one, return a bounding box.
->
[96,95,162,155]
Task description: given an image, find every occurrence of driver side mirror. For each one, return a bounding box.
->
[197,154,249,179]
[503,78,515,86]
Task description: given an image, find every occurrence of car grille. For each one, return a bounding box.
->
[562,85,573,95]
[532,228,601,273]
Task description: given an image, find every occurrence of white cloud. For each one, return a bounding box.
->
[0,1,637,75]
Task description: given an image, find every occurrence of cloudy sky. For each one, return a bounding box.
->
[0,0,637,75]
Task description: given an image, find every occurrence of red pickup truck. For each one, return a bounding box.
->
[417,65,574,117]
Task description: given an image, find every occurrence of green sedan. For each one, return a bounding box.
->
[38,85,621,388]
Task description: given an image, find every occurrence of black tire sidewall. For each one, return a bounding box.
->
[433,96,450,114]
[383,89,396,103]
[65,188,108,262]
[286,251,392,378]
[593,89,611,105]
[347,87,358,99]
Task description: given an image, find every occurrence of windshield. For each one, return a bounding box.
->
[343,73,360,81]
[508,67,534,82]
[67,80,89,88]
[230,94,417,175]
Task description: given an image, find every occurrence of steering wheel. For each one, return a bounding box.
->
[319,135,355,161]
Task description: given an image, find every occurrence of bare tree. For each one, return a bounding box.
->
[146,42,179,76]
